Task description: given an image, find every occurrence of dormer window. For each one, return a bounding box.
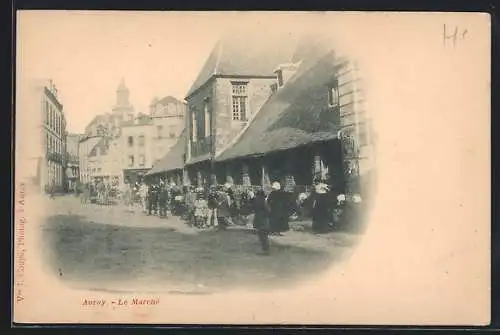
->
[328,82,340,108]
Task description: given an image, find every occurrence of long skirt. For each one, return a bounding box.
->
[312,204,330,233]
[269,213,289,233]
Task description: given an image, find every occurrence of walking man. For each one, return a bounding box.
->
[253,189,271,255]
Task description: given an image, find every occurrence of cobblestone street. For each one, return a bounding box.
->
[39,195,360,294]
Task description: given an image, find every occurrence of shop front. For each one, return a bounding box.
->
[123,168,150,185]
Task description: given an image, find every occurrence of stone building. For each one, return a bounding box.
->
[16,78,67,193]
[84,78,134,139]
[215,34,375,199]
[65,133,83,191]
[120,114,155,185]
[78,136,103,184]
[149,95,186,165]
[183,32,298,186]
[79,79,138,186]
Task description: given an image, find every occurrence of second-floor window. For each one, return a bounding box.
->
[44,102,49,125]
[138,135,145,146]
[157,125,163,138]
[128,136,134,147]
[191,111,197,142]
[49,107,53,129]
[128,155,134,167]
[231,82,248,121]
[328,82,340,108]
[204,99,211,137]
[139,155,145,166]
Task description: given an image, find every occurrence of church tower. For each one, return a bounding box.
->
[117,78,130,106]
[112,78,134,121]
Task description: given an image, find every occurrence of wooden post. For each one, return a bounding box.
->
[196,171,202,188]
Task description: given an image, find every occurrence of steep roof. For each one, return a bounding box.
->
[185,32,298,98]
[145,131,186,176]
[156,95,183,106]
[216,44,341,162]
[85,113,112,132]
[79,136,103,156]
[88,137,112,157]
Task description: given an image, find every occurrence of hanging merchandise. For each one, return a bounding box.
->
[320,158,329,181]
[196,171,203,187]
[284,174,296,192]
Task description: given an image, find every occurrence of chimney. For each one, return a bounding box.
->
[274,61,302,88]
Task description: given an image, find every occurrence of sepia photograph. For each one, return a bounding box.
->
[13,11,490,325]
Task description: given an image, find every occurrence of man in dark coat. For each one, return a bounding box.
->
[267,181,290,235]
[253,189,271,255]
[207,185,219,227]
[158,180,169,218]
[147,182,158,215]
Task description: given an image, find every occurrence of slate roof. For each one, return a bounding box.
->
[88,137,112,157]
[185,32,299,98]
[216,39,341,162]
[156,95,183,106]
[79,136,103,156]
[146,131,186,176]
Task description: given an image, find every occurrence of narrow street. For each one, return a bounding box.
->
[39,195,360,293]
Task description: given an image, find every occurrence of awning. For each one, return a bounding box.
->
[185,153,211,166]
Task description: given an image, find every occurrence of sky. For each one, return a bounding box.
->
[17,11,230,133]
[16,11,365,134]
[16,11,387,134]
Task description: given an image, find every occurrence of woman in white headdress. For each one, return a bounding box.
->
[267,181,290,235]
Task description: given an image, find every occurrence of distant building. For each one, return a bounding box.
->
[65,133,83,191]
[120,114,155,185]
[17,79,67,193]
[84,78,134,139]
[79,79,136,186]
[86,136,122,187]
[78,136,102,184]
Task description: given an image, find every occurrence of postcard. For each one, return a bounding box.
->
[13,11,490,325]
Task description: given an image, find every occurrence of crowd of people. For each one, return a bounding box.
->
[100,177,365,255]
[72,175,363,255]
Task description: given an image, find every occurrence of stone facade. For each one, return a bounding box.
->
[65,133,82,191]
[16,78,67,193]
[336,58,374,195]
[149,96,186,165]
[121,122,155,171]
[78,136,102,184]
[186,77,275,162]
